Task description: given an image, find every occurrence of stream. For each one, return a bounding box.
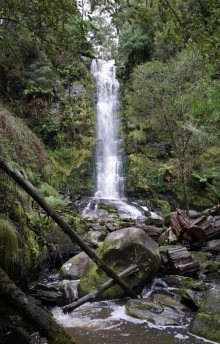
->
[47,275,212,344]
[53,59,216,344]
[41,58,219,344]
[53,301,205,344]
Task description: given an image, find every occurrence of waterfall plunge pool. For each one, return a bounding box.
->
[52,299,211,344]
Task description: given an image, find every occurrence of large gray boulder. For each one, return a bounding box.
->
[78,227,161,300]
[189,289,220,343]
[126,298,186,326]
[59,252,91,280]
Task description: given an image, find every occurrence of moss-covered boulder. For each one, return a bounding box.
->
[125,298,186,326]
[165,275,211,291]
[189,289,220,343]
[59,252,91,280]
[78,227,161,300]
[180,289,206,309]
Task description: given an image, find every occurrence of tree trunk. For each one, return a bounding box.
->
[167,247,200,276]
[171,209,206,248]
[0,267,78,344]
[0,156,137,299]
[62,265,139,313]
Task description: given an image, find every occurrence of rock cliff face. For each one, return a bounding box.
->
[77,227,161,300]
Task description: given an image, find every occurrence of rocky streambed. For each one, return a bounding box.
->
[31,200,220,343]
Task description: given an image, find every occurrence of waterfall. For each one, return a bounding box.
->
[81,59,146,218]
[91,59,124,199]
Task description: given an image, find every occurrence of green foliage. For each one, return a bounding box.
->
[58,61,90,84]
[38,183,59,198]
[117,25,154,75]
[24,60,55,96]
[0,107,49,170]
[158,165,175,174]
[192,171,218,184]
[44,196,71,210]
[156,0,220,62]
[157,200,172,215]
[0,215,20,269]
[122,47,219,207]
[22,229,40,273]
[144,167,166,191]
[192,169,220,205]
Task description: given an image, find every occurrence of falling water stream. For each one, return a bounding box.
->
[91,59,124,199]
[82,59,144,219]
[52,60,209,343]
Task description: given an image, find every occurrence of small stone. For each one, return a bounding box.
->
[188,210,201,219]
[158,228,177,246]
[146,213,163,226]
[214,219,220,228]
[207,216,214,223]
[105,223,116,232]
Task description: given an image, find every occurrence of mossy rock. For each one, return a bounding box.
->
[165,275,211,291]
[191,252,213,264]
[157,199,172,215]
[163,211,177,227]
[125,298,186,326]
[59,252,91,280]
[189,289,220,343]
[78,227,161,300]
[97,201,118,214]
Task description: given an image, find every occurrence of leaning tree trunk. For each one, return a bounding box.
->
[0,267,78,344]
[0,156,137,299]
[62,265,139,313]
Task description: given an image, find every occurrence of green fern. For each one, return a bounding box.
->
[38,182,59,198]
[44,195,71,210]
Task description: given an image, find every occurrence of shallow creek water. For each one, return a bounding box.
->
[49,276,213,344]
[52,299,209,344]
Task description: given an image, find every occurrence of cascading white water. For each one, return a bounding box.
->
[91,59,124,199]
[81,59,145,218]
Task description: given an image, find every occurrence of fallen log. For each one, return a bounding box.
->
[167,247,200,276]
[201,244,220,254]
[0,156,137,299]
[171,215,184,239]
[62,264,139,313]
[177,209,191,230]
[192,216,220,240]
[0,267,78,344]
[171,209,206,248]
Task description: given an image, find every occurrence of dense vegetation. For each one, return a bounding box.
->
[0,0,97,282]
[115,0,220,211]
[0,1,219,342]
[0,0,219,287]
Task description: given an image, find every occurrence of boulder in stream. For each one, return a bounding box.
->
[189,289,220,343]
[59,252,91,280]
[78,227,161,300]
[125,298,186,326]
[165,275,211,291]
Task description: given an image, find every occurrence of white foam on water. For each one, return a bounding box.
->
[111,200,143,218]
[175,333,190,340]
[108,304,146,324]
